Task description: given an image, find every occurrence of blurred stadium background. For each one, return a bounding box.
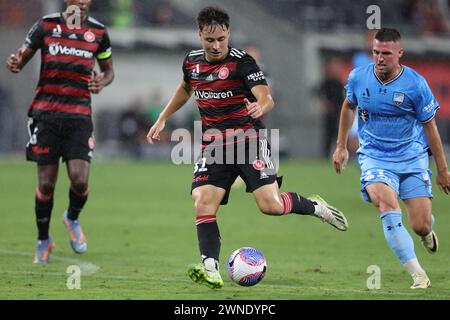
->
[1,0,449,161]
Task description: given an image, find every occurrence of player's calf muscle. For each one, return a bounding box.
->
[257,200,284,216]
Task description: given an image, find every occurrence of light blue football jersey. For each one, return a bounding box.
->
[346,63,439,167]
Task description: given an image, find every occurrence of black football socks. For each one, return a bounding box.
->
[67,188,89,221]
[196,215,221,262]
[280,192,315,215]
[35,188,53,240]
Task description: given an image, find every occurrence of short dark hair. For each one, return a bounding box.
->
[197,6,230,31]
[375,28,401,42]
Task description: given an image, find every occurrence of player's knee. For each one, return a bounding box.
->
[192,192,216,215]
[70,177,88,194]
[38,181,56,195]
[368,188,399,213]
[373,197,399,213]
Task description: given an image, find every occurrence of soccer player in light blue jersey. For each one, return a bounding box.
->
[333,28,450,289]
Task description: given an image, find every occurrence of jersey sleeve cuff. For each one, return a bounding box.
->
[346,97,357,108]
[246,80,268,89]
[24,39,38,50]
[422,106,440,124]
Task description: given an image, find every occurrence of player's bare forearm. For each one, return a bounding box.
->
[336,99,357,149]
[89,58,114,94]
[19,47,36,69]
[424,118,450,194]
[424,118,448,173]
[158,80,192,121]
[248,85,274,118]
[147,81,192,144]
[6,47,36,73]
[332,99,356,174]
[258,93,274,114]
[98,58,114,87]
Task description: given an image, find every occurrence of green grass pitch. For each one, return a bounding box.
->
[0,159,449,299]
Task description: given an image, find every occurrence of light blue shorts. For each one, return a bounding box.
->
[358,155,433,202]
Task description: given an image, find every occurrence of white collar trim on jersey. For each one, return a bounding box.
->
[373,64,404,86]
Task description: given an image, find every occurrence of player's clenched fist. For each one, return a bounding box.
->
[6,49,23,73]
[244,98,263,119]
[88,70,105,94]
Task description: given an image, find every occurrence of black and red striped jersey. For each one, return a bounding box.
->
[182,47,268,147]
[24,12,112,120]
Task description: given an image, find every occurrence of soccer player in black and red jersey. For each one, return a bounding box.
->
[147,6,348,289]
[5,0,114,264]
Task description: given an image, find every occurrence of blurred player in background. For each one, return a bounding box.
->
[333,28,450,289]
[147,6,348,289]
[319,57,344,158]
[5,0,114,264]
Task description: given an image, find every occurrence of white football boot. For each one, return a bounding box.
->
[421,230,438,254]
[410,271,431,289]
[308,195,349,231]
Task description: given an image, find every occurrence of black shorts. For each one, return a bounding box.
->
[191,137,282,205]
[26,117,94,165]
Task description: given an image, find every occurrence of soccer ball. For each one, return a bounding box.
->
[227,247,267,286]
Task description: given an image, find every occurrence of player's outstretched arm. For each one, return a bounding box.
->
[246,85,274,119]
[147,80,193,144]
[5,47,36,73]
[333,98,357,174]
[423,118,450,194]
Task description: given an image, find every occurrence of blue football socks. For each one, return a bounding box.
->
[380,210,416,264]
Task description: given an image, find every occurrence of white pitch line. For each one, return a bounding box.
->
[0,248,99,275]
[1,249,449,299]
[2,270,450,299]
[1,270,129,280]
[261,282,450,298]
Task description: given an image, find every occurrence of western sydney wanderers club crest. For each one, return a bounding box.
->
[252,159,265,170]
[218,67,229,79]
[84,30,95,43]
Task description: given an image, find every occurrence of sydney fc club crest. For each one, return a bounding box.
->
[393,92,405,106]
